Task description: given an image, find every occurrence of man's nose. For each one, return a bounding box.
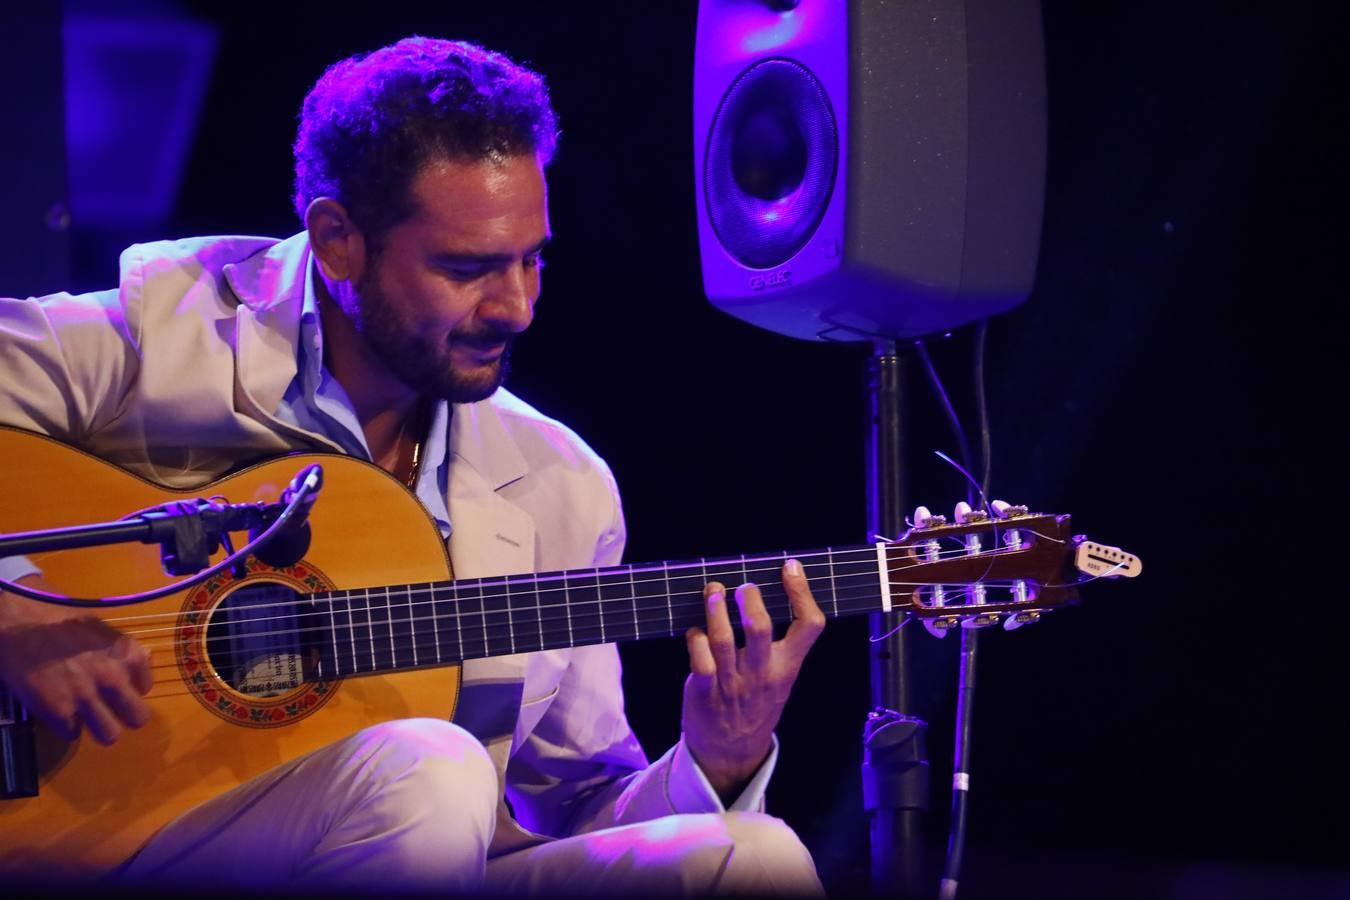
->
[481,265,536,333]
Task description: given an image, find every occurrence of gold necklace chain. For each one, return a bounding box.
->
[404,436,423,489]
[399,398,431,489]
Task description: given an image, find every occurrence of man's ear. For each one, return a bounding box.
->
[305,197,367,285]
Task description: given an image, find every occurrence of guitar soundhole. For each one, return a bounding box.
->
[205,582,317,698]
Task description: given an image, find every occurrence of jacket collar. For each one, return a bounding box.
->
[221,234,323,444]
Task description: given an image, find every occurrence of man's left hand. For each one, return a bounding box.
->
[682,558,825,801]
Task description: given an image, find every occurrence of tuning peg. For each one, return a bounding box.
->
[960,612,1001,630]
[1003,611,1041,631]
[913,505,950,529]
[922,616,961,638]
[954,501,991,525]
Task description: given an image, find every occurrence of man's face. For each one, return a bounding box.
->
[349,153,550,402]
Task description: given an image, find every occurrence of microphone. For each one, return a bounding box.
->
[249,464,323,568]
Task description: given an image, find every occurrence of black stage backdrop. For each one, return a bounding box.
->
[48,1,1344,896]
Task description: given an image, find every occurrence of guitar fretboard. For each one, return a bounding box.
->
[306,546,887,679]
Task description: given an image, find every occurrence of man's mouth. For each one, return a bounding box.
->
[454,335,512,361]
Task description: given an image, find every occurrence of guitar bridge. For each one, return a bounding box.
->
[0,685,38,799]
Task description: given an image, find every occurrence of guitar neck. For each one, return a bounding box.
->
[307,545,887,678]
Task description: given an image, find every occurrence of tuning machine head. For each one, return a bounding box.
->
[1003,611,1042,631]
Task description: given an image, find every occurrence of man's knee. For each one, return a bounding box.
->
[343,718,498,814]
[720,812,823,895]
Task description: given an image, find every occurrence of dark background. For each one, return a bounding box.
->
[12,1,1346,896]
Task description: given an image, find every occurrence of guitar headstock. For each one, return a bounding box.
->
[885,507,1140,635]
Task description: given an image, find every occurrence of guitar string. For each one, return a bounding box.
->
[120,557,1032,654]
[103,537,1047,635]
[95,541,989,629]
[122,550,1071,696]
[132,580,896,654]
[118,552,1026,649]
[130,578,1037,677]
[132,585,927,691]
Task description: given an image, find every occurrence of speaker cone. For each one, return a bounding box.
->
[704,59,838,270]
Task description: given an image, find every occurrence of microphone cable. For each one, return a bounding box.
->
[0,465,322,609]
[914,320,993,900]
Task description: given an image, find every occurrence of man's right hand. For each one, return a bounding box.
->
[0,575,153,744]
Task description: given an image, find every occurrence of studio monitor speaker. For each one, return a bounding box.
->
[694,0,1046,341]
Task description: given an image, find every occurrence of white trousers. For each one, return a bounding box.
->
[121,718,823,896]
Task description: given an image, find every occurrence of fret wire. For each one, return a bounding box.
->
[326,592,340,678]
[385,586,397,669]
[406,584,419,667]
[451,583,463,662]
[351,591,361,674]
[505,575,516,655]
[364,588,377,674]
[629,564,639,639]
[663,560,672,636]
[827,547,839,617]
[425,581,437,665]
[478,579,488,657]
[563,566,574,646]
[596,569,605,643]
[536,568,545,652]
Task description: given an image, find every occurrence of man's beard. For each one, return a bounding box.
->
[351,273,514,403]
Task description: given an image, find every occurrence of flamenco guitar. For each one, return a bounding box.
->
[0,427,1137,873]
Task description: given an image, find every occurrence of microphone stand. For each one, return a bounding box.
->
[863,342,930,898]
[0,463,323,595]
[0,466,320,799]
[0,495,299,577]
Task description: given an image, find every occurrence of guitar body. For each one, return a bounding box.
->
[0,429,461,875]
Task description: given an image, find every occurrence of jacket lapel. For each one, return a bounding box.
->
[225,233,345,453]
[443,398,548,853]
[445,397,533,579]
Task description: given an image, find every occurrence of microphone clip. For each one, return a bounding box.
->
[134,464,324,576]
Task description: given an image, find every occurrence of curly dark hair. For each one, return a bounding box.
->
[293,37,558,247]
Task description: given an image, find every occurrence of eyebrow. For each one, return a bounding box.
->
[432,235,552,265]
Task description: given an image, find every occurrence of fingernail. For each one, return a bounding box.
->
[786,558,803,577]
[708,590,724,605]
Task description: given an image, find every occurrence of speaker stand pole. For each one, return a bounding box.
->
[863,342,930,898]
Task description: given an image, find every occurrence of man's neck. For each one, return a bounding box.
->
[315,277,421,474]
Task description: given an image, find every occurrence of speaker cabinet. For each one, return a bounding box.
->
[694,0,1046,341]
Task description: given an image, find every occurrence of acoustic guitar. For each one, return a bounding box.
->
[0,427,1137,873]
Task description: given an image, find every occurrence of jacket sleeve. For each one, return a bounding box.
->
[0,289,139,442]
[0,289,139,583]
[501,461,775,838]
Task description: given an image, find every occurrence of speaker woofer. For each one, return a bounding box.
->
[704,58,837,271]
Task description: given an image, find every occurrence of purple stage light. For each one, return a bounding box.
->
[63,9,218,229]
[740,8,804,54]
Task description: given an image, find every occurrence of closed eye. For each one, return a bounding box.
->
[434,236,549,281]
